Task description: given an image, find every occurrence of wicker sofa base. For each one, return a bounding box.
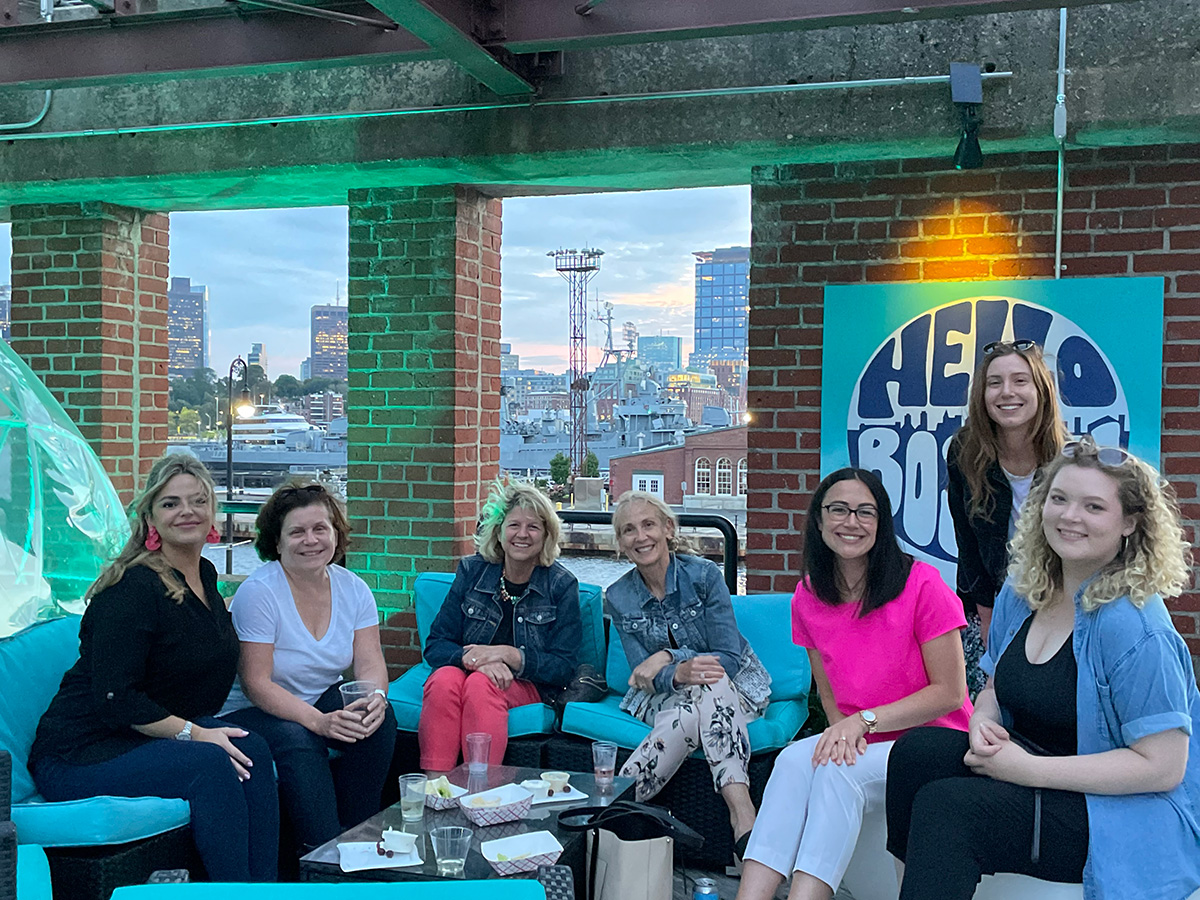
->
[45,826,202,900]
[543,734,777,869]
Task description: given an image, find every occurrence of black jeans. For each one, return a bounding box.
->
[34,717,278,882]
[886,727,1089,900]
[224,683,397,852]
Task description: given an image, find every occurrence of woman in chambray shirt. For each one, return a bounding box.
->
[887,436,1200,900]
[606,491,770,872]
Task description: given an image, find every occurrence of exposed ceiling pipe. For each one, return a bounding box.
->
[1054,7,1068,278]
[0,68,1011,141]
[0,90,53,131]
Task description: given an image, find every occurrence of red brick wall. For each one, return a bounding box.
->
[9,202,170,503]
[747,145,1200,663]
[345,185,502,679]
[610,427,748,504]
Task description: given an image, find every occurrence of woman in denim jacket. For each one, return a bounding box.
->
[887,437,1200,900]
[607,491,770,869]
[419,479,582,773]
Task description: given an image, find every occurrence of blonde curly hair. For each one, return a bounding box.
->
[475,477,561,568]
[1008,437,1191,611]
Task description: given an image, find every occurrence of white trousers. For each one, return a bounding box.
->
[744,733,894,892]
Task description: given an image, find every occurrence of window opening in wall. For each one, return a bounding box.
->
[694,457,712,495]
[716,457,733,495]
[736,457,747,496]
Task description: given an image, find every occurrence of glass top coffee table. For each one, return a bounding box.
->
[299,763,634,891]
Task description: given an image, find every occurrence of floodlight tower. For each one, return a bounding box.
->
[548,247,603,477]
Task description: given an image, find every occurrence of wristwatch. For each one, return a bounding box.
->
[858,710,878,734]
[174,721,194,742]
[372,688,387,701]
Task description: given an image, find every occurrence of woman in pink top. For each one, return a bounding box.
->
[736,467,973,900]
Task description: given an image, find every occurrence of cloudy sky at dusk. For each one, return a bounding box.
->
[0,185,750,377]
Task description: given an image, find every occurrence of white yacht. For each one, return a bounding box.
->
[232,405,323,445]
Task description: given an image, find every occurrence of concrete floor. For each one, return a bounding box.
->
[671,865,857,899]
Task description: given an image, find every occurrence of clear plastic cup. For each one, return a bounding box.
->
[338,680,376,721]
[465,732,491,775]
[398,773,427,823]
[592,741,618,788]
[430,825,473,877]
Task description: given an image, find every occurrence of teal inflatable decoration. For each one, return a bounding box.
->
[0,338,128,637]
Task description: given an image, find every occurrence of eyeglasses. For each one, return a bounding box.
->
[982,339,1038,355]
[821,503,879,522]
[1062,439,1131,469]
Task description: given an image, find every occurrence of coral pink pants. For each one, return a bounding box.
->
[418,666,542,771]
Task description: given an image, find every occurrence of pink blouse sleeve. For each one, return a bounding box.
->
[791,579,815,648]
[911,563,968,645]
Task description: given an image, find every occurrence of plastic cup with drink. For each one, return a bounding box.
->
[398,773,427,823]
[465,732,491,775]
[592,741,618,788]
[338,680,376,723]
[430,825,473,877]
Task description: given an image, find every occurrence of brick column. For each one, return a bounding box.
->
[346,185,502,676]
[8,202,170,503]
[747,146,1200,671]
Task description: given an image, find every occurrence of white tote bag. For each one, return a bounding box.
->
[585,830,673,900]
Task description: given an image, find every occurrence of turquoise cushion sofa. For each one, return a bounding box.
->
[112,883,546,900]
[0,617,190,848]
[560,591,810,752]
[387,572,606,738]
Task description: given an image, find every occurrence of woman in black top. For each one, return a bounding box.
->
[946,340,1067,697]
[30,454,278,882]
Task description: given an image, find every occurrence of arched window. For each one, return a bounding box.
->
[737,458,748,496]
[716,457,733,495]
[694,457,712,495]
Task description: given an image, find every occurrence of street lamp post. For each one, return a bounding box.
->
[225,357,256,574]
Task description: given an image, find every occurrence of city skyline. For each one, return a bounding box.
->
[0,185,750,376]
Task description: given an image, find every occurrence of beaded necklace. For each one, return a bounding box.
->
[498,572,528,605]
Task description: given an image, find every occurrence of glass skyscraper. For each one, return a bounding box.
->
[637,335,683,374]
[167,276,209,376]
[692,246,749,365]
[310,304,348,381]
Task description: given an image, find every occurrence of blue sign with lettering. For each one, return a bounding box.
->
[821,278,1163,579]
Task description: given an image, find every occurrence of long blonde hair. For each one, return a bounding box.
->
[611,491,697,556]
[1008,438,1191,611]
[475,477,561,568]
[958,343,1067,517]
[87,454,218,603]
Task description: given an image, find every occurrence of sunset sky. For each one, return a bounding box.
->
[0,185,751,377]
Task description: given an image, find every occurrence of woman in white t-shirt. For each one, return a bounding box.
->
[221,481,395,854]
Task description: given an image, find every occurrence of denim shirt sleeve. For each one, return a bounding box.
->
[1095,602,1195,745]
[518,566,582,689]
[423,558,473,671]
[653,558,744,694]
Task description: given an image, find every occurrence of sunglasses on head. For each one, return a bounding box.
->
[1062,439,1131,469]
[982,339,1038,355]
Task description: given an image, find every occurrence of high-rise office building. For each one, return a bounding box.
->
[300,358,312,381]
[692,246,749,366]
[637,335,683,374]
[248,342,268,378]
[500,342,519,372]
[310,304,348,381]
[167,277,209,376]
[0,284,11,344]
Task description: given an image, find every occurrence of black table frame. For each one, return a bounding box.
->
[299,763,634,896]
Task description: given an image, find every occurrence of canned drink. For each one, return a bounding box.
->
[693,877,719,898]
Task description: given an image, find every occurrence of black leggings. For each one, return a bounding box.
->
[886,727,1089,900]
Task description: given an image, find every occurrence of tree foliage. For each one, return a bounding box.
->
[583,451,600,478]
[549,452,571,485]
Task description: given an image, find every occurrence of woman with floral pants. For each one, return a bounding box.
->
[606,492,771,872]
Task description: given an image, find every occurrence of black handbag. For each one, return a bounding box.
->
[553,664,608,721]
[558,800,704,850]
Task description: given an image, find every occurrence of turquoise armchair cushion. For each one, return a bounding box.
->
[16,843,53,900]
[13,795,191,847]
[0,617,83,804]
[563,590,810,754]
[389,572,603,737]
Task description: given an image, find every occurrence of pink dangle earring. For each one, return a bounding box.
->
[144,525,162,551]
[206,526,221,544]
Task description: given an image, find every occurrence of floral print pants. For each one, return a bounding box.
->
[620,674,760,802]
[962,612,987,701]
